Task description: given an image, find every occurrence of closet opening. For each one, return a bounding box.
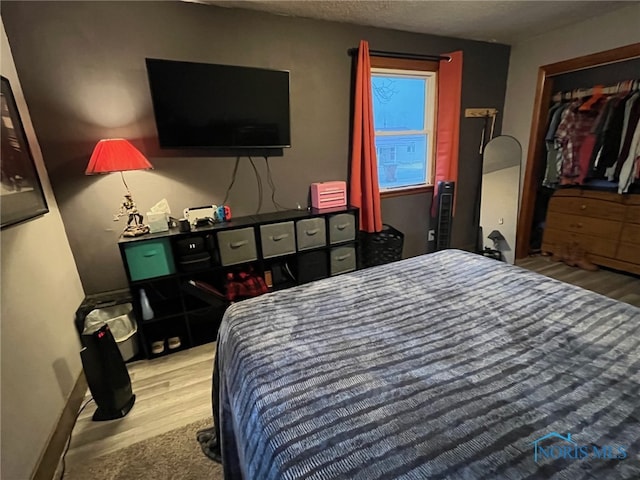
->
[516,43,640,275]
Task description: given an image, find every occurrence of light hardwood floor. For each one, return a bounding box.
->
[62,256,639,474]
[516,254,640,307]
[64,342,216,470]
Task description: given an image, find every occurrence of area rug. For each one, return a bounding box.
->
[64,418,223,480]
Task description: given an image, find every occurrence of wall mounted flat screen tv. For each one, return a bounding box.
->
[145,58,291,149]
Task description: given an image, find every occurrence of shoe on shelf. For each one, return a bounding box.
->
[168,336,182,350]
[151,340,165,355]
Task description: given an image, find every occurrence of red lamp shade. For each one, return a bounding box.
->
[85,139,153,174]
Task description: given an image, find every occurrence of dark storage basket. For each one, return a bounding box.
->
[359,224,404,268]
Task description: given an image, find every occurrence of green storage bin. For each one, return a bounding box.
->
[123,238,175,281]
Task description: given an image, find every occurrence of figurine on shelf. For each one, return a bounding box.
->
[114,193,150,237]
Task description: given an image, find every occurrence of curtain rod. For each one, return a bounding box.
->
[348,48,451,62]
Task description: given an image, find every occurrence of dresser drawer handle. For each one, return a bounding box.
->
[271,234,289,242]
[571,223,583,229]
[580,204,587,210]
[305,229,319,236]
[229,240,248,249]
[143,250,159,257]
[336,223,350,231]
[335,253,351,261]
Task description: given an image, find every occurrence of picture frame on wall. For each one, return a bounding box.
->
[1,75,49,229]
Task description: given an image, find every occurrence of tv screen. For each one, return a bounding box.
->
[145,58,291,149]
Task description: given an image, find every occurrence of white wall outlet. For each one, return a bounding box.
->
[428,229,435,242]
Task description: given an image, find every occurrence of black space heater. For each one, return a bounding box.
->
[435,181,455,251]
[80,324,135,421]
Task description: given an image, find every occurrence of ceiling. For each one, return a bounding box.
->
[188,0,631,44]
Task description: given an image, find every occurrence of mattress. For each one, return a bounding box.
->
[216,249,640,479]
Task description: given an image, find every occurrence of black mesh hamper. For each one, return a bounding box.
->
[359,224,404,268]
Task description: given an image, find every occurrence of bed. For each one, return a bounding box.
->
[215,249,640,479]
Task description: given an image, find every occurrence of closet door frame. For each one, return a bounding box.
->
[515,42,640,260]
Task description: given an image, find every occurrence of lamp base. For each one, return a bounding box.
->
[123,224,150,237]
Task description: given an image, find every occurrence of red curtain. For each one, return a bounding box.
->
[431,51,463,216]
[350,40,383,233]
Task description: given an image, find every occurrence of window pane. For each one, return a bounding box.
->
[375,134,427,189]
[372,76,426,131]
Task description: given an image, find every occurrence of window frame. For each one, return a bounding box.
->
[370,56,439,198]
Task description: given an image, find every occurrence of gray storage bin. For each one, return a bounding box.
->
[217,227,258,266]
[329,213,356,244]
[330,246,356,275]
[296,218,327,251]
[260,221,296,258]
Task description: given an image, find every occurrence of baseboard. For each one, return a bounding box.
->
[31,372,87,480]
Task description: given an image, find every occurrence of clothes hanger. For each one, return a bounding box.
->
[579,84,604,111]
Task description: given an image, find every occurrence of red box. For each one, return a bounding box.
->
[310,181,347,209]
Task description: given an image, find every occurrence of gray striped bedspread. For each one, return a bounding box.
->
[216,249,640,479]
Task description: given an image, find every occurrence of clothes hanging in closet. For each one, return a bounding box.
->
[543,85,640,193]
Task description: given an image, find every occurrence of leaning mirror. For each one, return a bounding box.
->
[479,135,522,263]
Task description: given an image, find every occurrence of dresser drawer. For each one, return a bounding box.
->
[548,196,626,221]
[217,228,258,266]
[330,246,356,275]
[620,223,640,245]
[123,238,175,281]
[329,213,356,244]
[296,218,327,251]
[260,221,296,259]
[626,206,640,225]
[616,244,640,265]
[545,212,622,239]
[542,228,618,258]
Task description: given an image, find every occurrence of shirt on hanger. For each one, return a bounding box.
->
[556,99,603,185]
[593,95,627,178]
[612,94,640,180]
[618,91,640,156]
[543,103,569,187]
[618,117,640,193]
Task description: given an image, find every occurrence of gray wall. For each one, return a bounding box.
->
[1,20,85,479]
[2,1,510,294]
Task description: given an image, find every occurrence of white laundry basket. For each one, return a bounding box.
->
[83,303,139,361]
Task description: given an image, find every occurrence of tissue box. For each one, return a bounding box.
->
[146,212,169,233]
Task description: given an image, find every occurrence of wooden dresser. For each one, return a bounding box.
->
[542,189,640,275]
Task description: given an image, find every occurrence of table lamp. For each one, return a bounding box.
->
[86,139,153,237]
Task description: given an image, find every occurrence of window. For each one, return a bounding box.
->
[371,57,438,195]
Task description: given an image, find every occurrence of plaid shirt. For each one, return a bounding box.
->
[555,100,602,184]
[225,271,268,302]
